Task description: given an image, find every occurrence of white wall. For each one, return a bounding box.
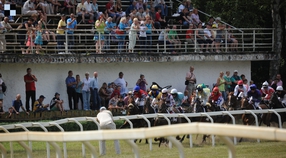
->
[0,61,250,111]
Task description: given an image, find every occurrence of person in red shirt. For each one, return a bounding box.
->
[154,8,166,29]
[186,23,195,46]
[24,68,37,112]
[106,0,120,23]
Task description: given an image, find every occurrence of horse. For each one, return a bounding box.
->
[153,100,182,147]
[240,98,269,126]
[267,92,286,128]
[227,92,242,110]
[119,103,143,129]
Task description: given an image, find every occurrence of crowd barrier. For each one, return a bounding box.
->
[0,108,286,158]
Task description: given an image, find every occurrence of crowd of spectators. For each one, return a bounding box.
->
[0,0,240,54]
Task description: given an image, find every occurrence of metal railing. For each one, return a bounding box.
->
[4,28,274,54]
[0,109,286,157]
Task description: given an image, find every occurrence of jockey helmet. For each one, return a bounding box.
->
[151,85,159,90]
[162,88,168,93]
[170,89,178,94]
[134,86,140,92]
[262,81,269,87]
[213,87,219,92]
[196,85,203,91]
[237,80,243,85]
[250,84,257,90]
[276,86,283,91]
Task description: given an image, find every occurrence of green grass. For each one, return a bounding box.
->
[1,135,286,158]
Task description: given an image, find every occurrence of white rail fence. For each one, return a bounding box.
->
[0,108,286,158]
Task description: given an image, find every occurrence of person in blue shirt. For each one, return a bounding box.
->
[247,84,262,110]
[66,70,77,110]
[170,89,184,108]
[11,94,29,115]
[66,13,77,52]
[116,17,129,54]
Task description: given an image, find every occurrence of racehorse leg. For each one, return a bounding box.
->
[119,121,128,129]
[180,135,186,143]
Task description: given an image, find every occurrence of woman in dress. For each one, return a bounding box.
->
[34,25,43,54]
[128,18,140,53]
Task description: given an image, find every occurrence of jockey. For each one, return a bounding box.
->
[170,89,184,113]
[209,87,225,111]
[160,88,175,112]
[133,85,147,114]
[148,85,162,109]
[260,81,275,102]
[233,80,248,99]
[247,84,262,110]
[170,89,184,107]
[194,84,210,112]
[276,86,286,107]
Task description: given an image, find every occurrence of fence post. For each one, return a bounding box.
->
[49,122,68,158]
[14,124,33,151]
[201,113,215,146]
[67,118,85,157]
[137,115,152,151]
[157,113,172,148]
[244,110,259,143]
[167,136,185,158]
[32,123,51,158]
[221,111,237,145]
[178,114,193,148]
[85,117,102,155]
[268,110,282,129]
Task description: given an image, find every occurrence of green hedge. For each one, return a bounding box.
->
[0,120,125,133]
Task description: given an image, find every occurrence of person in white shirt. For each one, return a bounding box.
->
[82,72,91,110]
[114,72,128,97]
[139,21,147,50]
[178,0,186,13]
[96,107,121,155]
[22,0,39,15]
[84,0,94,23]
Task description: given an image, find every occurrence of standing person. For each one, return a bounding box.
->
[11,94,29,115]
[82,72,91,111]
[75,75,83,110]
[89,72,101,110]
[65,70,77,110]
[24,68,37,112]
[216,71,226,101]
[66,13,77,53]
[56,14,66,53]
[94,15,106,54]
[96,107,121,156]
[185,66,196,95]
[224,71,232,94]
[231,70,241,92]
[114,72,128,97]
[0,73,4,106]
[34,25,43,54]
[136,74,148,92]
[128,18,140,53]
[272,74,283,87]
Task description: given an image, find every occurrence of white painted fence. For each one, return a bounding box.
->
[0,108,286,158]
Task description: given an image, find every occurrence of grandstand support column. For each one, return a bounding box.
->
[269,0,284,79]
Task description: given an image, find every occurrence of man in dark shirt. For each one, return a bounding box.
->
[65,70,77,110]
[24,68,37,112]
[12,94,29,115]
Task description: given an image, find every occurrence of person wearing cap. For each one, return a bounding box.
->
[247,84,262,110]
[133,85,147,114]
[56,14,66,53]
[230,70,241,92]
[148,85,162,110]
[275,86,286,107]
[233,80,247,99]
[50,92,64,112]
[209,87,225,111]
[136,74,148,92]
[192,84,210,112]
[11,94,29,115]
[170,89,184,107]
[260,81,275,102]
[33,95,49,112]
[96,107,121,155]
[160,88,175,109]
[114,72,128,97]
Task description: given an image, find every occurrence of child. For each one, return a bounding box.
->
[34,25,43,54]
[26,30,35,54]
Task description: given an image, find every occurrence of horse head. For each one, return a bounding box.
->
[127,103,140,115]
[144,97,156,114]
[227,92,241,110]
[241,97,252,110]
[270,92,283,109]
